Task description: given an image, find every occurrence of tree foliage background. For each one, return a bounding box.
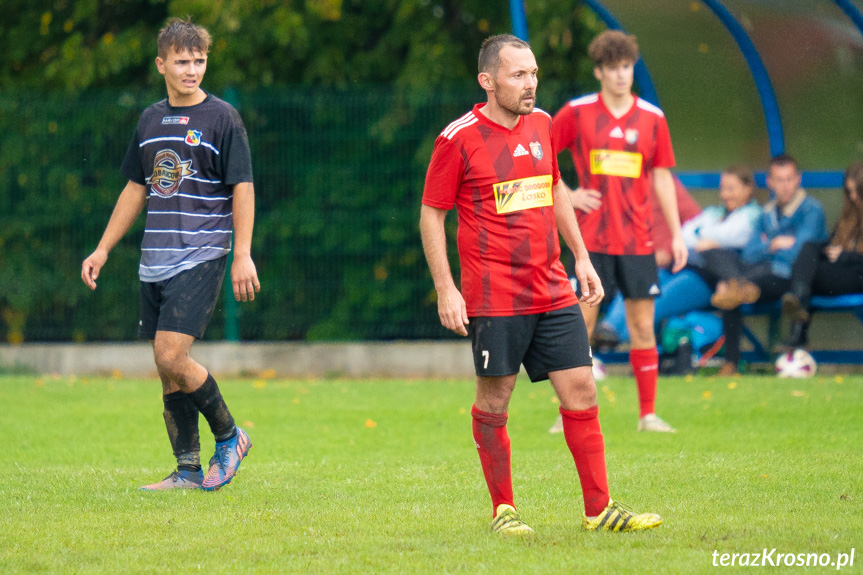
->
[0,0,600,342]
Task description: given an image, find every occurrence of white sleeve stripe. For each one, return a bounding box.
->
[441,112,476,138]
[636,99,665,117]
[568,94,599,108]
[444,117,478,140]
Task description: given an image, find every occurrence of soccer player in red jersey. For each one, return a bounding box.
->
[552,30,687,433]
[421,34,662,536]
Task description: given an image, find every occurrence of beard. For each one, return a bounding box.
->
[494,89,535,116]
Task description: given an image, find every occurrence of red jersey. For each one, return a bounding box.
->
[423,103,578,317]
[552,94,675,255]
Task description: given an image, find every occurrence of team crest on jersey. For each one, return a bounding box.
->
[162,116,190,125]
[185,130,203,146]
[625,129,639,144]
[146,148,197,197]
[529,141,543,160]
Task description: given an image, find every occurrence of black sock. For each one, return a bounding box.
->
[186,373,236,443]
[162,391,201,472]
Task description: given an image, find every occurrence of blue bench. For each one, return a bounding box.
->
[740,294,863,364]
[595,293,863,366]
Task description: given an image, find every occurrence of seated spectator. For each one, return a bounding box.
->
[594,166,760,351]
[703,154,828,375]
[780,160,863,347]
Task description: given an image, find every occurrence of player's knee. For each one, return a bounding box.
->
[153,345,189,380]
[629,316,654,341]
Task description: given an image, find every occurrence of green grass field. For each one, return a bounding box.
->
[2,371,861,574]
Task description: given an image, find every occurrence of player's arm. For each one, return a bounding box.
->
[231,181,261,302]
[652,167,688,272]
[419,204,468,336]
[552,181,604,306]
[81,180,148,290]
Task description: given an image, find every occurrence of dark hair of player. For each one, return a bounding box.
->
[478,34,531,76]
[768,153,799,173]
[723,164,755,188]
[588,30,639,67]
[157,16,212,59]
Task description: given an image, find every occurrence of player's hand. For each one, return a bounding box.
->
[231,254,261,302]
[437,284,469,336]
[670,235,688,273]
[769,235,796,252]
[824,244,843,263]
[569,188,602,213]
[81,248,108,290]
[575,257,604,307]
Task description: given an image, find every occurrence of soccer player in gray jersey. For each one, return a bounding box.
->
[81,17,259,491]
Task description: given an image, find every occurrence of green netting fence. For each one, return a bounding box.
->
[0,84,581,343]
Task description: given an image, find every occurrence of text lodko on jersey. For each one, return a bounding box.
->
[423,104,578,317]
[121,94,253,282]
[553,94,675,255]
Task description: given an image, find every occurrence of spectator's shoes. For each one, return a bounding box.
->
[717,361,740,377]
[637,414,677,433]
[781,293,810,323]
[202,427,252,491]
[491,504,535,538]
[583,499,662,532]
[711,279,761,310]
[779,320,810,350]
[139,469,203,491]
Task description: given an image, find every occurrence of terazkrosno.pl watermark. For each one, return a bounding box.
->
[712,549,855,570]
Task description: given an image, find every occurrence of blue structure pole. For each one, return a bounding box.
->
[833,0,863,37]
[580,0,661,106]
[509,0,529,41]
[699,0,785,158]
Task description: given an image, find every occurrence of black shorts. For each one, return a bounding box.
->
[468,304,593,382]
[139,257,227,340]
[583,253,660,303]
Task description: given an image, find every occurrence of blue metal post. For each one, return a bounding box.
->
[509,0,529,41]
[832,0,863,37]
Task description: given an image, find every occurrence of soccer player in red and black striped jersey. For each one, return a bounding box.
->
[421,34,662,536]
[552,30,688,433]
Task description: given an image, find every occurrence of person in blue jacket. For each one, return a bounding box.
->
[704,154,827,375]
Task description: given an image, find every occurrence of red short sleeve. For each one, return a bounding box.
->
[422,136,463,210]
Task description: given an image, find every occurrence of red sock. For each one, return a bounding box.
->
[630,347,659,417]
[560,405,610,517]
[471,405,514,515]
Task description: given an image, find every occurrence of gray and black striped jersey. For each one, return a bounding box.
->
[121,93,253,282]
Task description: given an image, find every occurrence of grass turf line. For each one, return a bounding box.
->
[1,373,861,574]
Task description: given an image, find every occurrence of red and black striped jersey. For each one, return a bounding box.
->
[423,103,578,317]
[553,94,675,255]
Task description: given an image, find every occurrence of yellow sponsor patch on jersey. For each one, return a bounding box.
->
[589,149,643,178]
[493,175,553,214]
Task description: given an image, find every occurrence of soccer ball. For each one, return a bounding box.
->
[592,357,607,381]
[774,348,817,378]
